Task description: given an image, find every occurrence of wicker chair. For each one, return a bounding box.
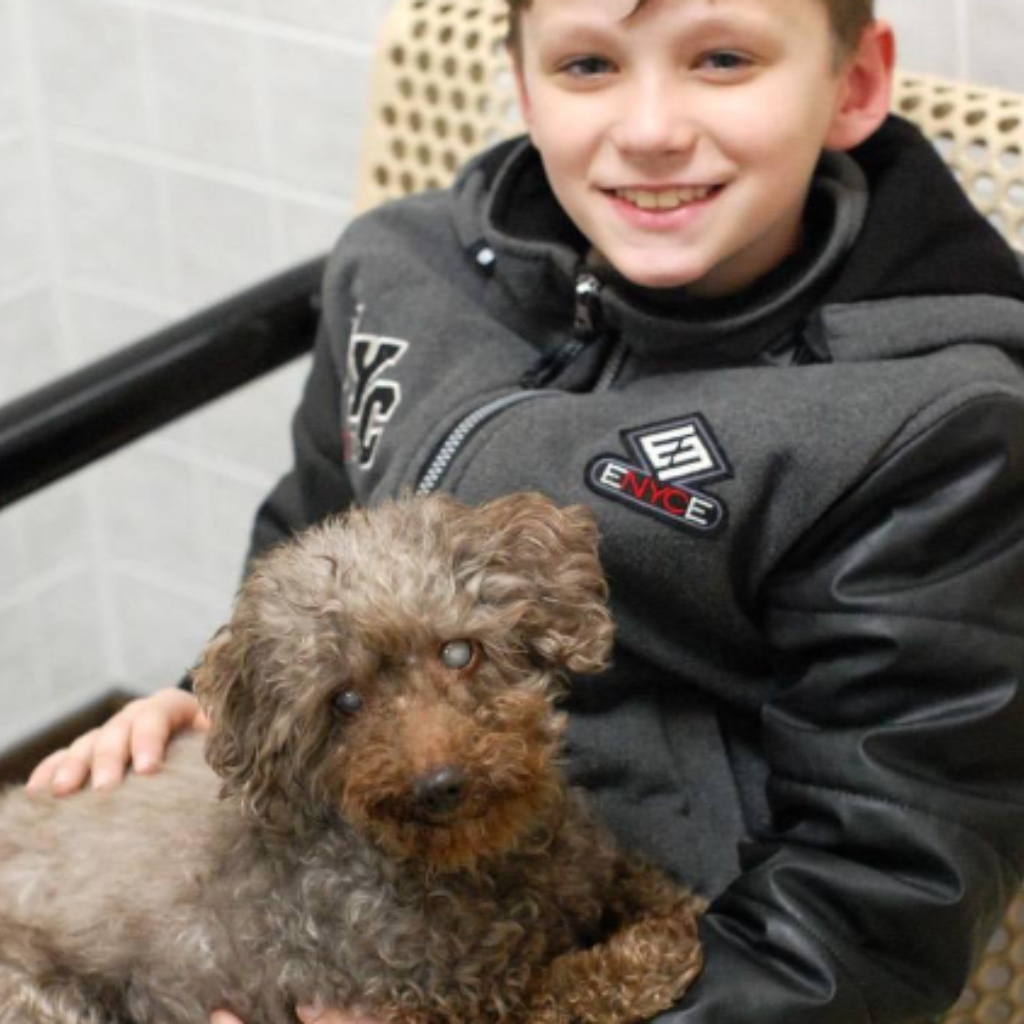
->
[352,3,1024,1023]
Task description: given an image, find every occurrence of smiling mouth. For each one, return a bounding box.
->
[611,185,722,211]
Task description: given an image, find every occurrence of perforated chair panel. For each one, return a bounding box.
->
[354,2,1024,1021]
[355,0,518,211]
[894,72,1024,250]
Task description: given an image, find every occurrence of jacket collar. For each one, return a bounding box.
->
[452,116,1024,369]
[452,134,869,367]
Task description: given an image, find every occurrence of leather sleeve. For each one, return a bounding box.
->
[668,393,1024,1024]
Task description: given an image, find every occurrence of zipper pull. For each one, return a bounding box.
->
[519,271,605,389]
[573,271,604,341]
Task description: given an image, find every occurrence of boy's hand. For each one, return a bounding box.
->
[25,688,208,796]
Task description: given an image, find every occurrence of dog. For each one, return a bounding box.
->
[0,492,704,1024]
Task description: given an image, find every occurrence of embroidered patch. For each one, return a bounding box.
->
[344,310,410,470]
[587,415,732,535]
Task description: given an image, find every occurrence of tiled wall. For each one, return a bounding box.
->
[1,0,1024,749]
[881,0,1024,91]
[0,0,391,748]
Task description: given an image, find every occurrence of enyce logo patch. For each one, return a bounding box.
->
[587,415,732,536]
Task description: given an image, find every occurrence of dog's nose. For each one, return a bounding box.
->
[412,766,467,817]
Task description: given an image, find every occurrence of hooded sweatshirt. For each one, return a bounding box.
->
[250,115,1024,1024]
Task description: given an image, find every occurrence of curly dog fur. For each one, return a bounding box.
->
[0,493,704,1024]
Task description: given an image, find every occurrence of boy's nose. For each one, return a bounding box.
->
[611,82,697,158]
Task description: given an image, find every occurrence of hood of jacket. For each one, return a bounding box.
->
[449,115,1024,370]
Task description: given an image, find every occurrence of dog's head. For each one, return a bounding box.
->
[192,492,613,871]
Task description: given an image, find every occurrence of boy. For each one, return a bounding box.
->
[30,1,1024,1023]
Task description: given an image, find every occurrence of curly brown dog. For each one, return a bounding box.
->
[0,493,704,1024]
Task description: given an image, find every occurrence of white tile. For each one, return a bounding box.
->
[17,476,92,578]
[0,504,30,596]
[261,36,372,200]
[0,0,23,130]
[164,171,278,307]
[144,11,265,174]
[277,195,347,264]
[195,466,266,589]
[878,0,963,79]
[64,288,170,364]
[0,289,63,402]
[94,445,204,580]
[0,601,42,702]
[0,137,42,293]
[162,0,255,14]
[35,568,111,691]
[254,0,389,43]
[52,143,171,299]
[110,571,221,689]
[189,356,308,480]
[965,0,1024,93]
[31,0,150,144]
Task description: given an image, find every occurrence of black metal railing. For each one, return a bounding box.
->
[0,254,326,512]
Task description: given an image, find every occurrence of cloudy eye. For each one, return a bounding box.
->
[440,640,478,671]
[333,690,364,716]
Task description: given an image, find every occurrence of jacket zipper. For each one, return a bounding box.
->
[416,390,557,495]
[415,270,622,495]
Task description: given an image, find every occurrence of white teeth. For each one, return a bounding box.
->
[615,186,715,210]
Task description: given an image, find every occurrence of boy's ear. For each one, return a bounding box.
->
[825,19,897,151]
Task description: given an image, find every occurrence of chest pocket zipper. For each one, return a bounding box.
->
[415,390,558,495]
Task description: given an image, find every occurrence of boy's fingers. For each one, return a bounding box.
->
[88,714,135,790]
[128,706,177,775]
[24,688,202,796]
[47,728,105,794]
[210,1012,246,1024]
[25,749,69,793]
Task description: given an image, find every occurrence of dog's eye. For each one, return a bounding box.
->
[333,690,364,716]
[440,640,478,672]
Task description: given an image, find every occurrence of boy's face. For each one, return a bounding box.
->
[513,0,870,297]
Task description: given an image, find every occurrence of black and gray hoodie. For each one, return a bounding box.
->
[251,116,1024,1024]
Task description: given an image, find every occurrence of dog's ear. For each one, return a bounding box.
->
[472,492,614,674]
[192,618,301,831]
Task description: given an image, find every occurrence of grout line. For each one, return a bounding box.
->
[137,6,182,308]
[51,126,353,211]
[0,277,43,305]
[11,0,74,368]
[134,429,294,492]
[106,558,238,610]
[0,556,93,616]
[64,275,183,318]
[63,0,375,55]
[16,0,128,688]
[9,0,86,690]
[955,0,971,82]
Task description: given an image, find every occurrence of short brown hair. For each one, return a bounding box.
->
[506,0,875,64]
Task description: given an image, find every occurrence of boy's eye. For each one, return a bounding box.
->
[559,56,613,78]
[698,51,753,74]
